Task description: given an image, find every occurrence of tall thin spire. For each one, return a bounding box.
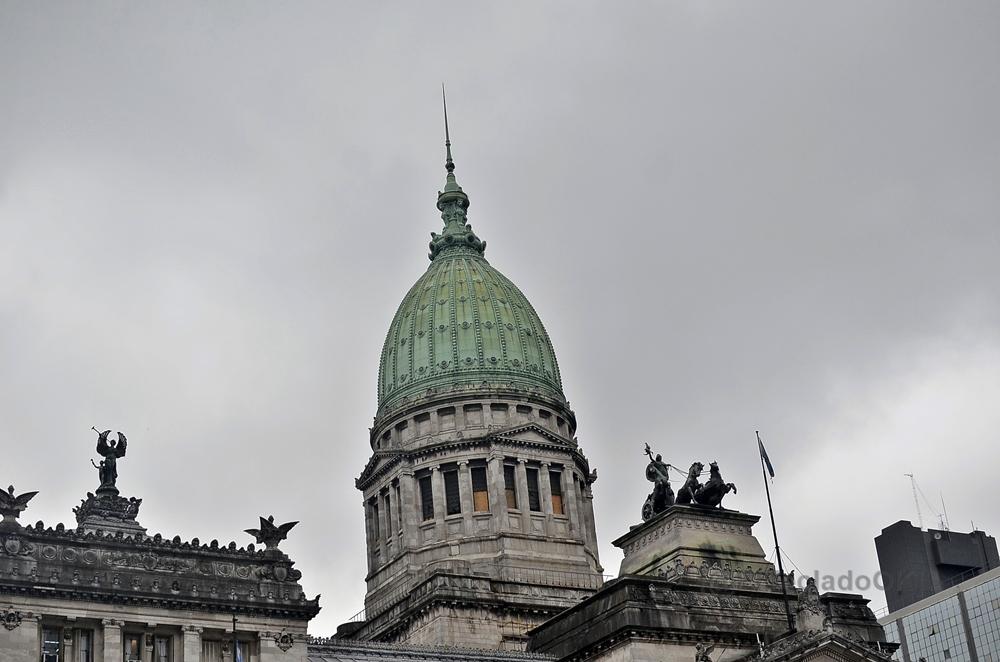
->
[431,86,483,261]
[443,83,455,174]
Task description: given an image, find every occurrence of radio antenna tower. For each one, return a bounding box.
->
[904,473,923,529]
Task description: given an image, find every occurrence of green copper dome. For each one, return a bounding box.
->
[376,140,566,419]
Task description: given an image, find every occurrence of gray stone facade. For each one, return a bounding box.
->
[353,395,603,649]
[527,505,895,662]
[0,484,317,662]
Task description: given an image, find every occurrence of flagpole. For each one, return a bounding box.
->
[757,431,795,633]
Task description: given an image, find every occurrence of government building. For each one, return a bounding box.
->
[2,125,896,662]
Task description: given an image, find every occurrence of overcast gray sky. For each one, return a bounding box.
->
[2,2,998,635]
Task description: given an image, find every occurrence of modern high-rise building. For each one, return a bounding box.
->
[876,521,998,613]
[879,565,1000,662]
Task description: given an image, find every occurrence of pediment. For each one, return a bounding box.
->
[487,422,569,448]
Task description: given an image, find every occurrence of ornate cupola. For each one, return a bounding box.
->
[352,99,603,650]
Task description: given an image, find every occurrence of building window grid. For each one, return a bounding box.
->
[883,620,903,662]
[966,577,1000,661]
[902,596,972,662]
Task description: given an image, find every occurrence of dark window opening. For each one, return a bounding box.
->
[79,631,93,662]
[154,637,171,662]
[124,634,142,662]
[382,492,392,539]
[444,470,461,515]
[41,628,61,662]
[419,475,434,521]
[550,470,564,514]
[472,466,489,512]
[504,464,518,509]
[526,467,541,512]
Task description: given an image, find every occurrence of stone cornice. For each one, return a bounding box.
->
[308,636,555,660]
[356,425,592,491]
[0,582,319,619]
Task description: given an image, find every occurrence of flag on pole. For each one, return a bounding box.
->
[235,642,243,662]
[757,434,775,478]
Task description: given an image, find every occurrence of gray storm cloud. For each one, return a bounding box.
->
[1,2,998,633]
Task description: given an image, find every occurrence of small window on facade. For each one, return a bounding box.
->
[394,482,403,532]
[415,412,431,437]
[526,467,541,512]
[79,630,93,662]
[464,404,484,426]
[550,470,564,514]
[419,475,434,521]
[383,491,392,538]
[490,403,509,425]
[471,466,489,512]
[444,469,461,515]
[200,641,222,662]
[438,407,456,430]
[124,634,142,662]
[41,628,61,662]
[154,637,171,662]
[371,499,380,540]
[504,464,518,509]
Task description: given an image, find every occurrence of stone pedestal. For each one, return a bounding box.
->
[75,488,147,538]
[615,506,774,581]
[528,506,893,662]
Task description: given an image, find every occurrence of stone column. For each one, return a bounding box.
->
[364,498,375,572]
[563,470,580,534]
[515,459,530,531]
[379,489,389,561]
[399,469,419,549]
[486,453,506,532]
[458,460,473,531]
[539,461,553,535]
[181,626,202,662]
[103,620,123,662]
[582,482,600,563]
[62,627,75,662]
[431,465,446,540]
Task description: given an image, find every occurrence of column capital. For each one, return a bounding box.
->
[182,625,204,634]
[101,618,123,628]
[540,461,551,468]
[430,465,441,473]
[457,460,469,467]
[517,457,527,464]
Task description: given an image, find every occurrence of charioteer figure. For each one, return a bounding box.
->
[641,443,676,521]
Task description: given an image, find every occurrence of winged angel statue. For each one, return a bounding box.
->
[92,427,127,490]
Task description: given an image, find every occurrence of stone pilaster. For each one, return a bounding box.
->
[181,626,201,662]
[399,469,419,549]
[486,453,506,533]
[458,460,473,529]
[563,470,580,534]
[515,458,530,531]
[539,462,553,535]
[102,620,123,662]
[430,465,445,540]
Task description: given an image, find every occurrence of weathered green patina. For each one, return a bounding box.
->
[376,140,566,420]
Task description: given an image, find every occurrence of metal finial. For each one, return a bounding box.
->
[442,83,454,174]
